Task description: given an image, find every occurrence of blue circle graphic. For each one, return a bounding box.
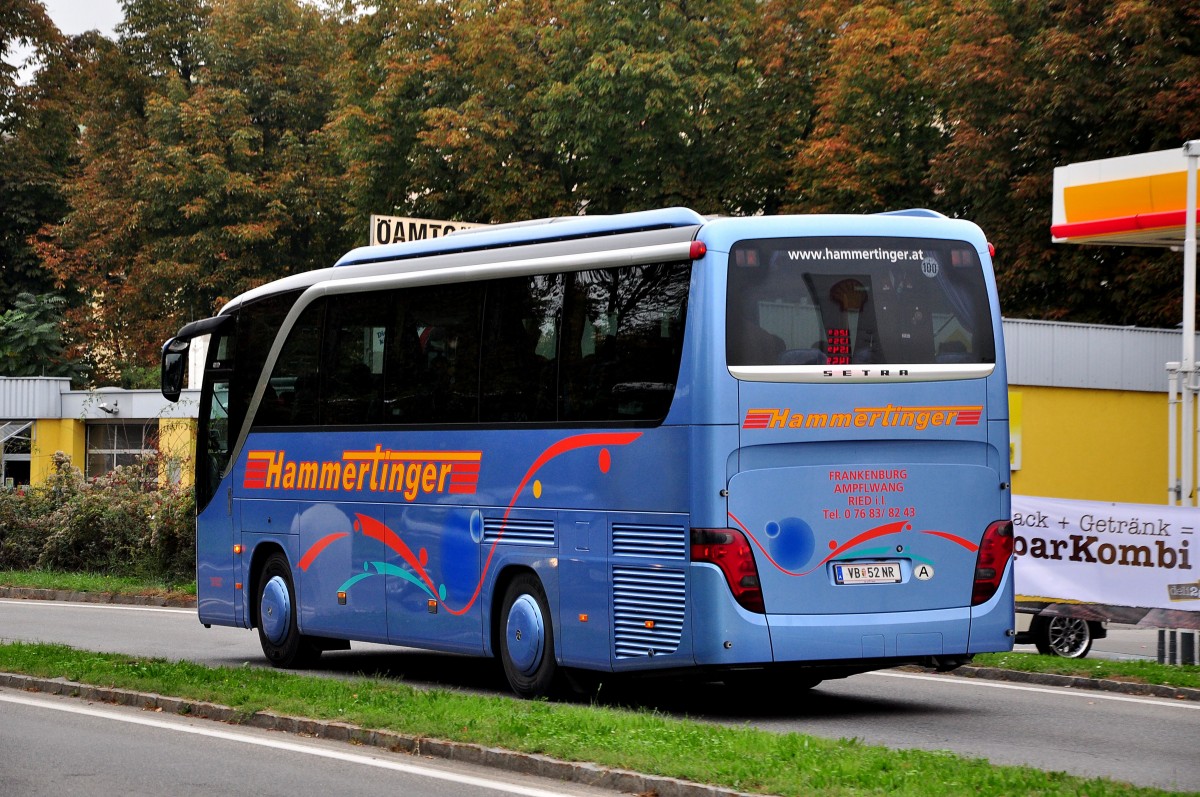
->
[767,517,815,570]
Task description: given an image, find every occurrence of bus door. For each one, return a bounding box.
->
[195,327,242,627]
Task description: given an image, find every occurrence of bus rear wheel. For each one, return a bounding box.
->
[498,573,558,698]
[256,552,320,668]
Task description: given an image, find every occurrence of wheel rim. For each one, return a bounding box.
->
[505,594,545,676]
[1048,617,1089,657]
[260,575,292,645]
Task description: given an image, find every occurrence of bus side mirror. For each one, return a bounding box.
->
[162,338,188,402]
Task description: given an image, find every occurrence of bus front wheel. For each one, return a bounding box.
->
[256,552,320,668]
[498,573,558,698]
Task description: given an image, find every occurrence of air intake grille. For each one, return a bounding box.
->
[612,523,686,559]
[613,566,686,658]
[482,517,555,546]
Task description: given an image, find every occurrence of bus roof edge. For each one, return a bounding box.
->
[335,207,706,268]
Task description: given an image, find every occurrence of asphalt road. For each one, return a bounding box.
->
[2,598,1199,792]
[0,687,619,797]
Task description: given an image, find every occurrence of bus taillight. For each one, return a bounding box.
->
[971,520,1014,606]
[691,528,765,614]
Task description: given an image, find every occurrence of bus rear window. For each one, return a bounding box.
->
[726,236,995,368]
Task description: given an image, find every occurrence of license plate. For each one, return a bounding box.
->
[833,562,902,585]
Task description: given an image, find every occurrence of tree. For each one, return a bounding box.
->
[0,0,58,111]
[786,0,949,214]
[43,0,352,382]
[742,0,851,215]
[0,291,84,379]
[982,0,1200,326]
[35,26,164,384]
[543,0,764,216]
[328,0,460,232]
[341,0,768,222]
[0,0,65,304]
[118,0,209,83]
[774,0,1200,327]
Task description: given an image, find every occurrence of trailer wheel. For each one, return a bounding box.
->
[1031,615,1093,658]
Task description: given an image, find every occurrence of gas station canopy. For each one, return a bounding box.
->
[1052,147,1199,248]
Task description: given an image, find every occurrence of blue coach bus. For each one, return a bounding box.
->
[161,208,1014,697]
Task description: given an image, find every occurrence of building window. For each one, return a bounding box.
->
[87,423,158,479]
[1,423,32,488]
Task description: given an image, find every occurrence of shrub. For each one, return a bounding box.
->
[0,488,42,570]
[144,482,196,583]
[0,452,194,585]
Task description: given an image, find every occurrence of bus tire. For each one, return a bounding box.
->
[498,573,558,698]
[256,552,320,668]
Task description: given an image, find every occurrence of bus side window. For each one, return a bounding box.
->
[266,299,324,427]
[560,262,689,422]
[384,284,482,424]
[480,275,561,423]
[383,301,427,422]
[322,293,389,426]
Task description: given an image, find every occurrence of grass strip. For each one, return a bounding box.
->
[0,641,1187,797]
[974,652,1200,690]
[0,570,195,598]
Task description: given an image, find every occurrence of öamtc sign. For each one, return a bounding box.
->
[369,215,488,246]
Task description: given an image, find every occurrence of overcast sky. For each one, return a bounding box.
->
[5,1,123,78]
[42,0,124,37]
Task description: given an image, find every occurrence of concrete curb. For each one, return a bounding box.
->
[0,671,758,797]
[0,586,196,608]
[951,664,1200,702]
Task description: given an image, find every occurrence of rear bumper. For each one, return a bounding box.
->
[691,561,1015,666]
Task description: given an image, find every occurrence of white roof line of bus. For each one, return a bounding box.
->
[876,208,949,219]
[336,206,707,267]
[220,237,699,316]
[310,240,699,299]
[220,209,977,317]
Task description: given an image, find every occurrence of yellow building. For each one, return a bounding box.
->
[1005,319,1179,504]
[0,377,198,488]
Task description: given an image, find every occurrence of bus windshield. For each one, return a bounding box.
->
[727,236,995,368]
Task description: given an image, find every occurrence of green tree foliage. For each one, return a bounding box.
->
[0,291,84,379]
[0,0,66,303]
[993,0,1200,325]
[328,0,457,227]
[0,0,58,109]
[397,0,766,219]
[780,0,1200,326]
[43,0,352,382]
[5,0,1200,382]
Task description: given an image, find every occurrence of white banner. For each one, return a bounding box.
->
[1013,495,1200,612]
